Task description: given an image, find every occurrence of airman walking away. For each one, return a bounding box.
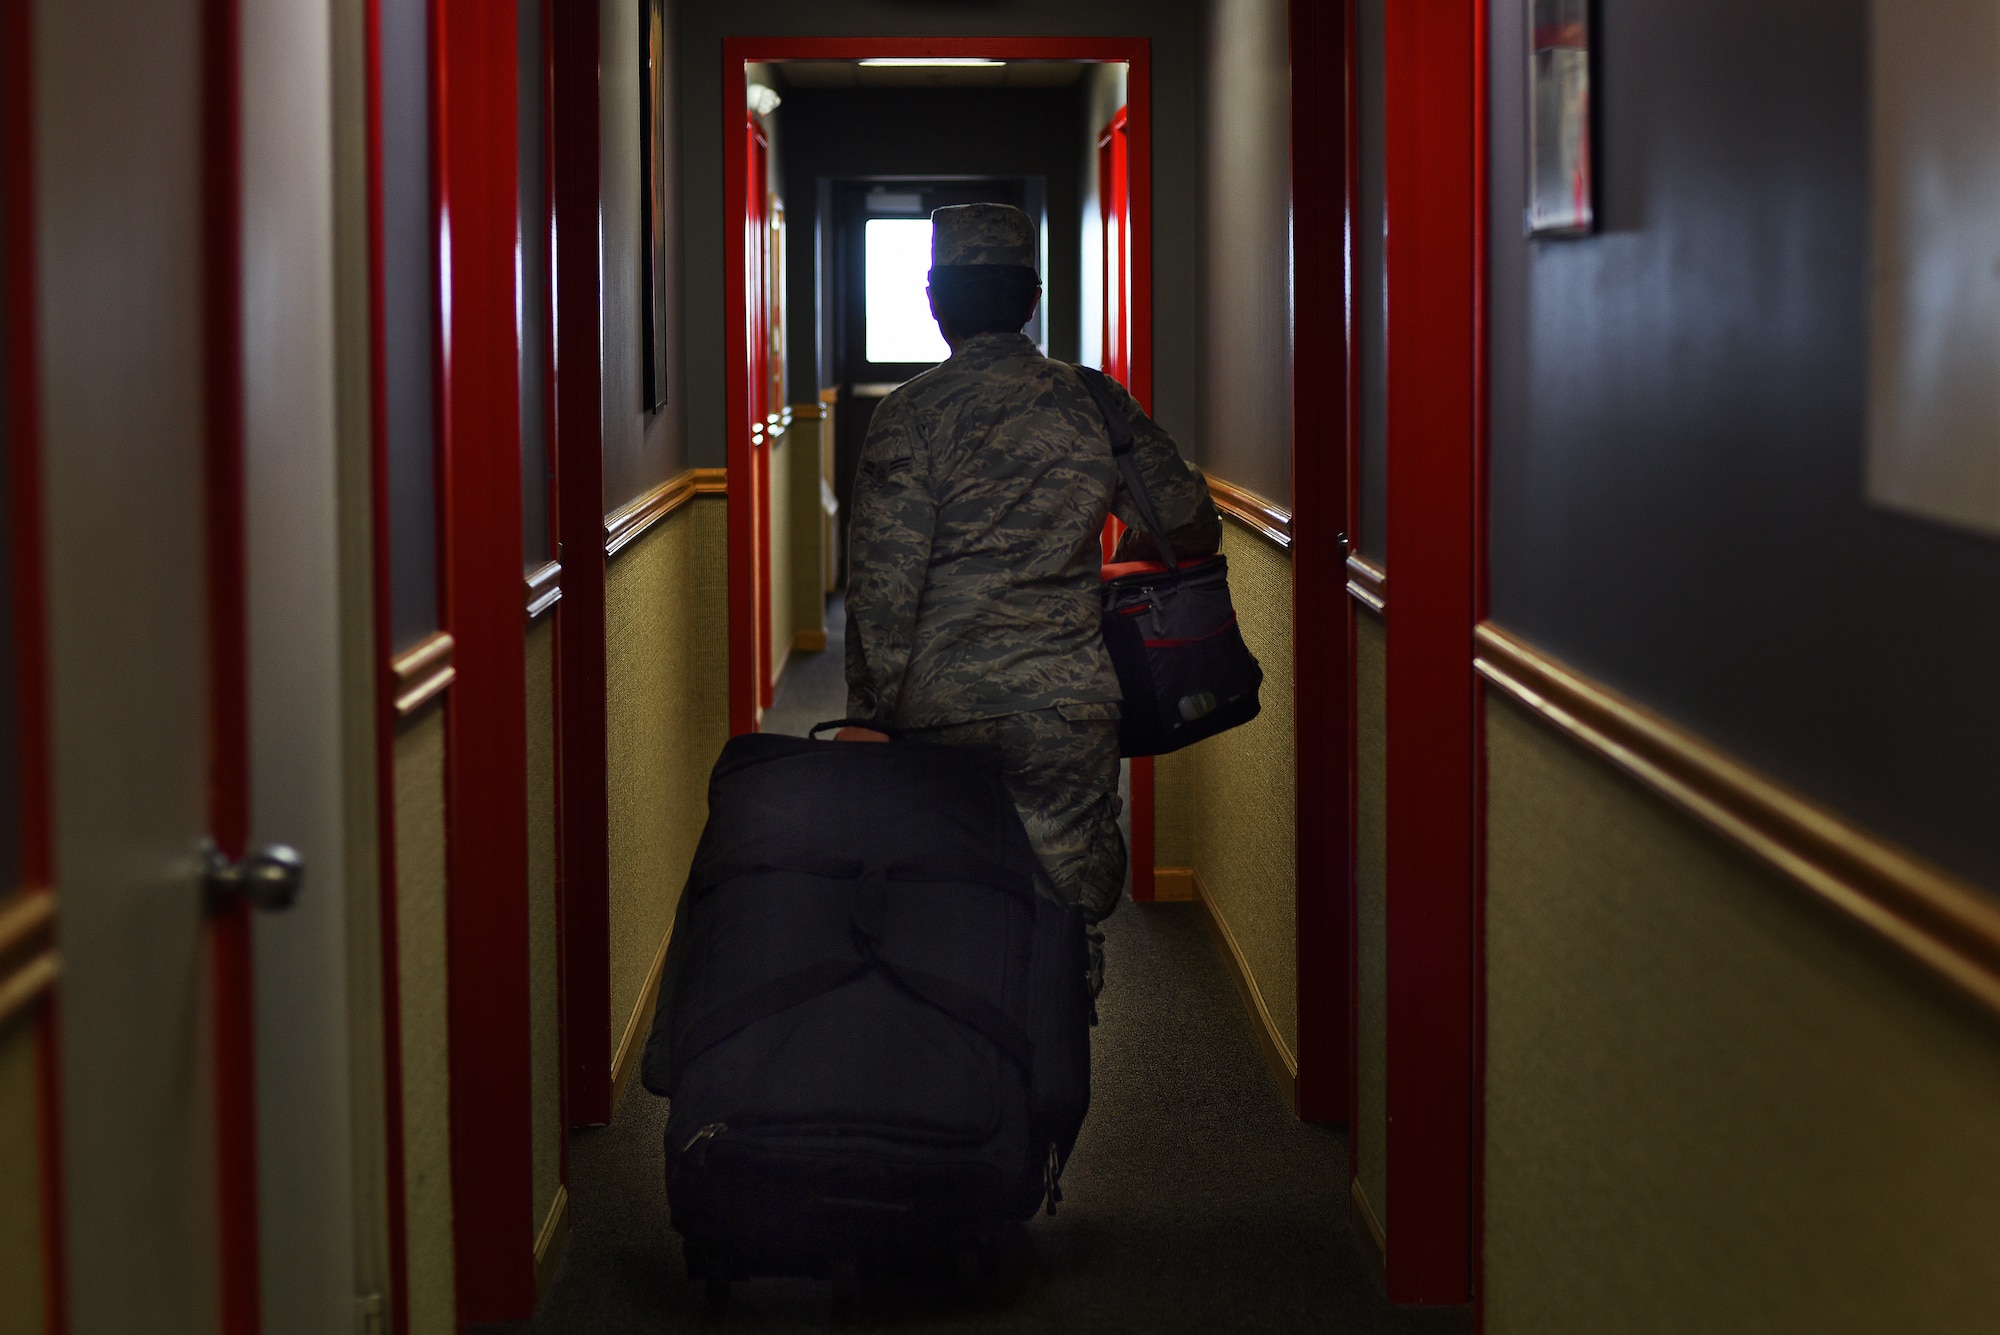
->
[845,202,1220,987]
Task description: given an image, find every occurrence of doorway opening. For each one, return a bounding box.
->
[723,36,1153,885]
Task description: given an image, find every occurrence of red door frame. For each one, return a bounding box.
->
[1380,0,1484,1305]
[1339,0,1367,1164]
[198,0,263,1326]
[4,4,68,1325]
[746,114,775,711]
[720,36,1154,743]
[1082,97,1157,903]
[1289,0,1355,1126]
[550,0,616,1128]
[433,0,538,1319]
[1098,106,1129,386]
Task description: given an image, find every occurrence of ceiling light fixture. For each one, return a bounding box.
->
[857,57,1006,68]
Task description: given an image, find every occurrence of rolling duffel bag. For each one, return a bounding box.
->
[638,723,1092,1300]
[1077,365,1264,758]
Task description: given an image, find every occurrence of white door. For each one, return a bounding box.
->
[36,0,372,1329]
[37,1,229,1328]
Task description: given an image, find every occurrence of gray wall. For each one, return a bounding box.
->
[0,103,16,892]
[1486,0,2000,887]
[1202,0,1292,506]
[605,0,686,512]
[674,0,1210,471]
[380,0,437,648]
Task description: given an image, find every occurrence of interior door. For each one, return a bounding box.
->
[34,0,238,1328]
[241,0,363,1328]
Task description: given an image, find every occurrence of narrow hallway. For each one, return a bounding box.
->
[509,627,1465,1333]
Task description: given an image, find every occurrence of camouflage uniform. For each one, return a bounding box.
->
[845,203,1220,928]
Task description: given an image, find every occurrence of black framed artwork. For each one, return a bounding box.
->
[1526,0,1594,237]
[640,0,669,409]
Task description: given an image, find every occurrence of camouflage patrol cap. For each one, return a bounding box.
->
[931,203,1037,271]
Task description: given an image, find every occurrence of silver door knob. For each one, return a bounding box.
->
[203,840,306,914]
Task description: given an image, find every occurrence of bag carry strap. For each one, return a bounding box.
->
[809,716,905,740]
[1076,365,1181,577]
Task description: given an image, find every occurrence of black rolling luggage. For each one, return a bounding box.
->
[638,724,1092,1300]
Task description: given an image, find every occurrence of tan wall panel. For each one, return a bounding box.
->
[392,709,455,1335]
[524,621,560,1234]
[1485,689,2000,1334]
[1354,606,1388,1228]
[1153,746,1197,871]
[605,498,730,1060]
[1173,518,1296,1053]
[0,1018,45,1335]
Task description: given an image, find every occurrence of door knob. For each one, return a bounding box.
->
[203,840,306,914]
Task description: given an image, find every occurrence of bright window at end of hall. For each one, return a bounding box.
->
[865,218,951,365]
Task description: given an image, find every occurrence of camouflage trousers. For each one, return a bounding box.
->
[902,704,1126,927]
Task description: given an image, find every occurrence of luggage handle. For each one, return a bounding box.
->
[809,716,907,740]
[1075,365,1181,578]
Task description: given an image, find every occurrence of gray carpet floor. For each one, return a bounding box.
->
[495,599,1471,1334]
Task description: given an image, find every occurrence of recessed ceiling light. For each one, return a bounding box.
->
[857,58,1006,68]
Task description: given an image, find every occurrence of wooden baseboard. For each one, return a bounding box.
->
[792,628,826,652]
[1151,866,1197,902]
[1349,1177,1387,1285]
[533,1183,569,1300]
[1181,865,1299,1110]
[610,917,674,1113]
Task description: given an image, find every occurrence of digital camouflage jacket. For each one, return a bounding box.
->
[845,332,1221,728]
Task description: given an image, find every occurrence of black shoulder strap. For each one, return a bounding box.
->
[1075,365,1180,575]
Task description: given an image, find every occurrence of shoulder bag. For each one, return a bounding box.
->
[1077,366,1263,758]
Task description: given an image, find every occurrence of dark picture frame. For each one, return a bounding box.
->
[639,0,669,409]
[1526,0,1594,237]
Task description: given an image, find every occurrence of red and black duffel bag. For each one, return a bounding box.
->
[1077,366,1264,758]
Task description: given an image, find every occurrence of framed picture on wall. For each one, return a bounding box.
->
[640,0,669,410]
[1526,0,1594,236]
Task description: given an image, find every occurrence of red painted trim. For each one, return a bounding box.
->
[721,36,1152,742]
[530,0,569,1186]
[749,118,774,711]
[4,8,67,1327]
[728,37,1152,62]
[1339,0,1365,1176]
[551,0,611,1129]
[1381,0,1480,1304]
[434,0,536,1318]
[1342,1,1363,553]
[1470,2,1492,1323]
[1290,0,1356,1126]
[199,0,262,1326]
[360,0,413,1322]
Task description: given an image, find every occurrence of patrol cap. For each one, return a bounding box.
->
[930,203,1037,272]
